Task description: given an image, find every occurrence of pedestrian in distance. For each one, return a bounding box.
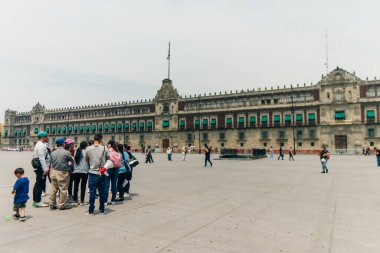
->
[145,145,154,164]
[104,140,121,205]
[278,146,284,160]
[49,138,75,210]
[269,146,274,160]
[167,147,173,161]
[31,131,49,208]
[12,168,29,222]
[320,146,330,173]
[375,147,380,167]
[182,146,188,161]
[204,144,213,167]
[289,147,295,161]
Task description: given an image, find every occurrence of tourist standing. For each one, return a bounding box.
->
[41,142,52,197]
[73,141,90,205]
[320,146,330,173]
[269,146,274,160]
[65,138,75,201]
[125,144,137,198]
[105,140,121,205]
[32,131,49,207]
[49,138,74,210]
[204,144,213,167]
[289,147,295,161]
[116,143,130,201]
[167,147,173,161]
[278,146,284,160]
[12,168,29,222]
[375,147,380,167]
[85,134,109,215]
[145,145,153,164]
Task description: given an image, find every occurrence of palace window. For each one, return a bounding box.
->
[367,88,376,97]
[368,128,375,138]
[219,132,225,140]
[238,117,245,127]
[335,111,345,120]
[249,116,256,127]
[147,122,153,131]
[279,130,285,139]
[367,110,375,122]
[261,116,268,127]
[296,114,303,124]
[297,130,303,139]
[238,132,245,140]
[162,120,169,128]
[308,113,316,124]
[274,115,281,126]
[285,115,291,126]
[226,118,233,128]
[202,133,208,141]
[261,130,268,140]
[187,133,193,141]
[309,129,316,139]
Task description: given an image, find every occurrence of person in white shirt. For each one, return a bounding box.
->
[32,132,49,207]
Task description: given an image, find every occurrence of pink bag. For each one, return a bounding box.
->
[109,150,122,168]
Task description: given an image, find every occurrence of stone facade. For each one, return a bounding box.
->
[3,68,380,151]
[0,123,4,145]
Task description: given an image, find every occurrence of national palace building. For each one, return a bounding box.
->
[3,67,380,152]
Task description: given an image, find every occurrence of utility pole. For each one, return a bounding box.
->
[167,42,171,79]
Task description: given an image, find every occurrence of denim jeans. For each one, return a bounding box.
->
[88,173,106,213]
[377,156,380,166]
[104,168,119,203]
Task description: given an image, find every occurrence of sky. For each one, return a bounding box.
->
[0,0,379,122]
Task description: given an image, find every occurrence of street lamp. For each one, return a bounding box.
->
[291,85,296,155]
[198,95,201,154]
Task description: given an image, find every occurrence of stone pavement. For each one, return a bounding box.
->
[0,152,380,253]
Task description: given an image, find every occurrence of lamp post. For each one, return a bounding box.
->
[291,85,296,155]
[198,96,201,154]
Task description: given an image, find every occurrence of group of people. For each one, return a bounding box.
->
[268,146,295,161]
[12,131,138,220]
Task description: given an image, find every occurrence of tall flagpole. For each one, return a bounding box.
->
[167,42,171,79]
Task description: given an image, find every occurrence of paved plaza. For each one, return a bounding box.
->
[0,152,380,253]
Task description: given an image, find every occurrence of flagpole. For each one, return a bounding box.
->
[167,42,171,79]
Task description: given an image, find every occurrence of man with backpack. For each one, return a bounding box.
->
[32,131,49,207]
[85,134,110,215]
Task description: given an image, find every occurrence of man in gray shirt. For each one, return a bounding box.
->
[85,134,109,215]
[49,138,74,210]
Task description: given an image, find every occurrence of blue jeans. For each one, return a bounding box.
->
[377,156,380,166]
[104,168,119,203]
[88,174,106,213]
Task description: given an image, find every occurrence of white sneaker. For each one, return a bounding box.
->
[35,202,49,207]
[41,192,47,197]
[99,211,108,215]
[104,203,108,206]
[111,201,116,205]
[124,193,130,198]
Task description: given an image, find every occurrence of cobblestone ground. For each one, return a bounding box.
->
[0,152,379,253]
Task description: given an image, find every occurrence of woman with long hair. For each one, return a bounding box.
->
[104,140,121,205]
[73,141,89,205]
[116,143,130,201]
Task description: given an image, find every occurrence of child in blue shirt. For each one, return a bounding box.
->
[12,168,29,222]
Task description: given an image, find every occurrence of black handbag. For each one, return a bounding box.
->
[31,158,42,169]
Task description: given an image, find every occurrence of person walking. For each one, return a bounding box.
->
[49,138,74,210]
[85,134,109,215]
[278,146,284,160]
[375,147,380,167]
[182,146,188,161]
[289,147,295,161]
[269,146,274,160]
[73,141,90,205]
[32,131,49,207]
[145,145,153,164]
[104,140,121,205]
[204,144,213,167]
[320,146,330,173]
[167,147,173,161]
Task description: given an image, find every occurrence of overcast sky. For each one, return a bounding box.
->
[1,0,379,122]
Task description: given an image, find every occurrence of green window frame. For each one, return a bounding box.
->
[308,113,316,121]
[111,124,115,130]
[162,120,169,128]
[79,126,84,131]
[68,127,72,133]
[124,123,129,129]
[203,119,208,125]
[104,124,109,130]
[132,123,137,129]
[52,128,56,133]
[62,127,67,133]
[117,123,122,129]
[211,119,217,125]
[4,130,8,136]
[147,122,153,127]
[92,125,96,131]
[238,117,245,124]
[335,111,345,120]
[226,118,232,124]
[249,116,256,123]
[285,115,291,122]
[57,127,61,133]
[194,119,200,126]
[274,115,280,123]
[367,110,375,119]
[261,116,268,123]
[98,125,102,130]
[179,120,185,126]
[74,127,77,132]
[139,122,145,128]
[296,114,303,122]
[85,126,90,131]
